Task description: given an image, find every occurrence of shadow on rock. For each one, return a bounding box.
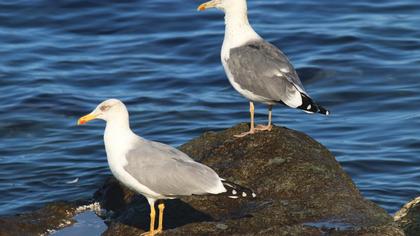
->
[94,177,214,234]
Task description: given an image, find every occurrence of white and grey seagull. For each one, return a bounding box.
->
[77,99,255,236]
[198,0,329,137]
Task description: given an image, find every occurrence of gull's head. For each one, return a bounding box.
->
[77,99,129,125]
[198,0,247,14]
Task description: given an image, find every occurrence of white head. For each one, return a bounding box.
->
[198,0,248,15]
[77,98,129,125]
[198,0,259,46]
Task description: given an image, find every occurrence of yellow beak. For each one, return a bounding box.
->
[77,113,98,125]
[197,0,217,11]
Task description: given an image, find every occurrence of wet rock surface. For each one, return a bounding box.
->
[0,124,409,235]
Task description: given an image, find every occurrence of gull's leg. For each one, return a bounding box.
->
[250,101,255,131]
[141,199,156,236]
[155,201,165,234]
[256,105,273,131]
[235,101,256,137]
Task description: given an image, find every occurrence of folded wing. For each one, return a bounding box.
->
[226,40,306,108]
[123,139,226,197]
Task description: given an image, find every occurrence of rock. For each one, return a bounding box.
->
[95,123,404,235]
[0,201,79,236]
[395,196,420,236]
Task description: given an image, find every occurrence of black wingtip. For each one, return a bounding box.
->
[298,93,330,116]
[318,105,330,116]
[222,180,256,199]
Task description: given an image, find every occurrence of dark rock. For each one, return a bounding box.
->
[0,201,79,236]
[394,196,420,236]
[95,124,403,235]
[94,176,137,212]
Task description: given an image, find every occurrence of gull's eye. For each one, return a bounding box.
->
[100,105,111,112]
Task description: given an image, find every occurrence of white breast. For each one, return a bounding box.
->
[104,127,163,199]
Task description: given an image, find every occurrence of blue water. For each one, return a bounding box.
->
[0,0,419,216]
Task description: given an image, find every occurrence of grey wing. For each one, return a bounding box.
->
[124,139,224,197]
[147,140,194,162]
[227,40,307,106]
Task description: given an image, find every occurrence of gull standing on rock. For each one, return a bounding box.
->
[77,99,256,236]
[198,0,329,137]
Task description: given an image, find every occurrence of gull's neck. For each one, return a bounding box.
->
[104,117,137,159]
[223,10,261,50]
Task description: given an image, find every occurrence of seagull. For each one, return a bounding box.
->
[198,0,329,137]
[77,99,256,236]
